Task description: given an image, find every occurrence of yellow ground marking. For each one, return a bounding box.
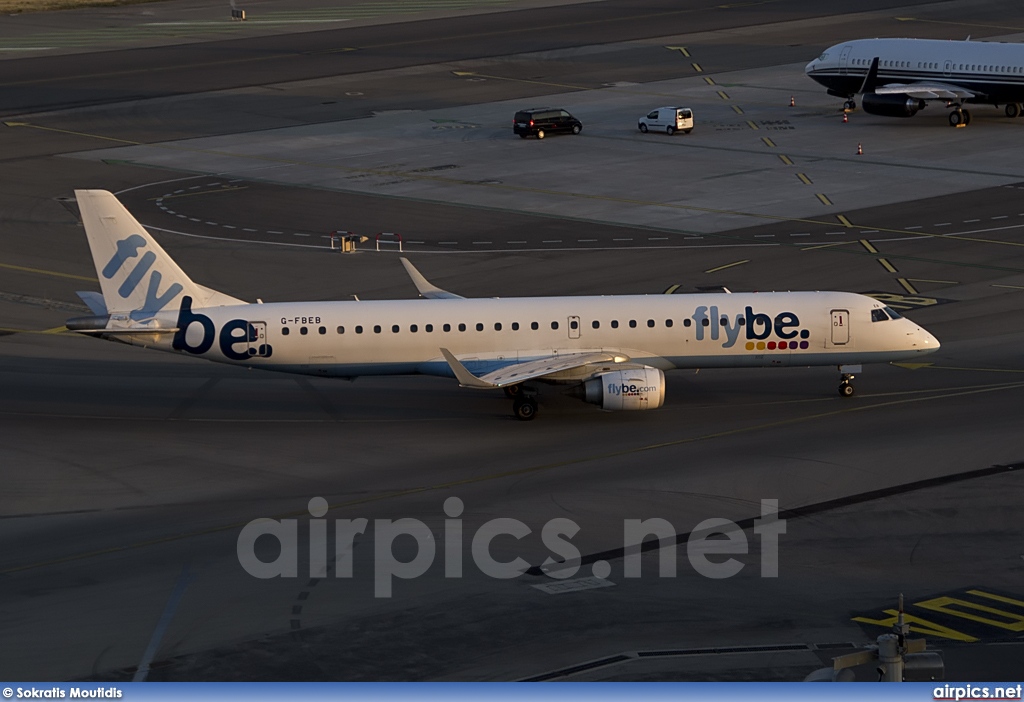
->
[761,137,775,147]
[801,242,848,251]
[778,154,793,165]
[878,258,898,273]
[906,277,957,285]
[0,261,97,282]
[665,46,690,57]
[992,284,1024,290]
[731,105,744,114]
[148,186,248,201]
[704,259,749,273]
[704,76,716,85]
[692,62,703,72]
[4,120,140,146]
[891,363,934,370]
[967,590,1024,609]
[716,90,729,100]
[796,172,811,185]
[898,277,919,294]
[859,239,879,254]
[746,120,759,130]
[836,215,852,228]
[0,326,69,335]
[853,610,978,643]
[915,595,1024,632]
[663,284,681,294]
[815,193,832,205]
[4,378,1024,576]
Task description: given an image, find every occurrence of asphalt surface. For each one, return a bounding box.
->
[1,0,1023,683]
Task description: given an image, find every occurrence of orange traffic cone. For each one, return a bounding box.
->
[789,96,795,107]
[842,111,848,124]
[856,143,863,155]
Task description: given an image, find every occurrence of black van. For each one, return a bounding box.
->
[513,108,583,139]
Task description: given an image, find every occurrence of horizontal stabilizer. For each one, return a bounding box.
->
[401,258,464,299]
[76,291,107,315]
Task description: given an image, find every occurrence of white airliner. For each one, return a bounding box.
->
[66,190,940,420]
[805,38,1024,126]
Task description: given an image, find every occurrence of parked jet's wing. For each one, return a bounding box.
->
[400,258,465,299]
[439,348,623,388]
[874,82,977,100]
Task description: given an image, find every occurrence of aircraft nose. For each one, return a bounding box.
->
[917,327,940,351]
[805,59,817,74]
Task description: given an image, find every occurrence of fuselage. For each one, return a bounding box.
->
[132,290,938,379]
[806,38,1024,104]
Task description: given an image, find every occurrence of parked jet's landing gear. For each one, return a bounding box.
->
[948,108,971,127]
[843,99,856,111]
[838,373,856,397]
[503,384,522,398]
[1006,103,1022,118]
[512,396,538,421]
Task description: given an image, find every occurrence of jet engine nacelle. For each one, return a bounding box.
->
[582,368,666,411]
[862,93,925,117]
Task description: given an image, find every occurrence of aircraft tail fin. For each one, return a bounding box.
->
[74,190,244,320]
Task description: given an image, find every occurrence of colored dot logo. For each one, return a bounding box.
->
[746,340,810,350]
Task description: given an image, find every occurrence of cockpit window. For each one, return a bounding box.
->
[818,52,829,61]
[871,308,889,322]
[883,306,903,319]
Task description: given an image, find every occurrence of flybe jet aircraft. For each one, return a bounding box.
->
[66,190,940,420]
[806,38,1024,126]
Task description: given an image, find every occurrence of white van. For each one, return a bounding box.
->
[638,106,694,135]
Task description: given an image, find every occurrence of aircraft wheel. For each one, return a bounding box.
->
[963,109,972,126]
[1007,103,1021,118]
[844,99,856,111]
[838,383,855,398]
[948,110,963,127]
[666,125,675,135]
[513,397,538,421]
[639,123,648,133]
[503,384,522,398]
[536,129,545,139]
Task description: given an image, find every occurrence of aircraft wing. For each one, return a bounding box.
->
[439,348,622,388]
[874,82,978,100]
[401,258,465,299]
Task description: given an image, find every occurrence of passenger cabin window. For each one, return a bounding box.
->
[425,324,433,332]
[531,322,539,330]
[355,325,363,334]
[443,323,451,332]
[665,319,673,328]
[411,324,418,333]
[300,327,308,335]
[319,326,326,335]
[511,322,519,331]
[629,320,637,328]
[551,321,559,330]
[458,323,466,332]
[684,319,692,327]
[611,320,619,329]
[337,326,344,334]
[373,325,381,334]
[570,319,578,330]
[647,319,655,328]
[476,323,484,331]
[282,327,290,335]
[592,320,600,329]
[494,322,502,331]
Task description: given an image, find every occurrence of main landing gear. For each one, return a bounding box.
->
[948,106,971,127]
[505,384,539,420]
[843,99,856,112]
[1006,103,1023,119]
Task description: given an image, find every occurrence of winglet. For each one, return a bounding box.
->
[858,56,880,95]
[439,348,496,388]
[400,258,464,299]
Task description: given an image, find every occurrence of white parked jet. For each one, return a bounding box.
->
[806,38,1024,126]
[67,190,940,420]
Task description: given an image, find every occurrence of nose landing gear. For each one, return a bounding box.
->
[837,364,861,398]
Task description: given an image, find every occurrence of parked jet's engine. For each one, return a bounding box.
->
[862,93,925,117]
[581,367,666,410]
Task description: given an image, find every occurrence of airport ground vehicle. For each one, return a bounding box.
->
[638,107,694,134]
[513,108,583,139]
